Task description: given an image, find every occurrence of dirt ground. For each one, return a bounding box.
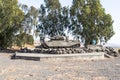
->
[0,53,120,80]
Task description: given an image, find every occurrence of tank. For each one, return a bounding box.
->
[41,36,80,48]
[39,36,83,54]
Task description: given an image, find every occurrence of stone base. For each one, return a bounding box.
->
[11,52,105,61]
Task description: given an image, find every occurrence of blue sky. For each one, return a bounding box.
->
[19,0,120,47]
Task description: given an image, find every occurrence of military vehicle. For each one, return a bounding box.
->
[41,36,80,48]
[39,36,84,54]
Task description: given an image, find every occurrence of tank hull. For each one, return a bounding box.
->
[44,40,80,48]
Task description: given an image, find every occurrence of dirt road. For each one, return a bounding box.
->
[0,53,120,80]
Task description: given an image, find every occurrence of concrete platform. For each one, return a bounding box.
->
[11,52,105,61]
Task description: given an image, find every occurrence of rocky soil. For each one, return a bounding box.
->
[0,53,120,80]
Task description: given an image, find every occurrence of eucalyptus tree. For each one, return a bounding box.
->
[0,0,24,48]
[71,0,114,45]
[20,5,39,37]
[20,4,31,34]
[39,0,62,37]
[38,6,63,37]
[99,14,114,43]
[38,0,71,38]
[44,0,61,10]
[28,6,39,37]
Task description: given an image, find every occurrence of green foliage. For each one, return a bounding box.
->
[38,1,70,37]
[70,0,114,45]
[36,0,114,45]
[26,34,34,45]
[20,5,39,35]
[0,0,114,48]
[15,33,34,47]
[0,0,24,48]
[44,0,61,10]
[0,27,17,48]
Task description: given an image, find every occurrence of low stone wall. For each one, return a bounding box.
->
[12,52,105,61]
[40,53,105,61]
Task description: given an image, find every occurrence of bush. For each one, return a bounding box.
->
[26,34,34,45]
[15,33,34,47]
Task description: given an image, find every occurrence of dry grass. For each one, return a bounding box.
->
[113,48,120,52]
[11,44,35,50]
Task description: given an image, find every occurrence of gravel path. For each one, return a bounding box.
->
[0,53,120,80]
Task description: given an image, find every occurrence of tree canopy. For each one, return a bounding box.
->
[37,0,114,45]
[44,0,61,10]
[70,0,114,44]
[0,0,24,48]
[38,0,70,37]
[0,0,115,48]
